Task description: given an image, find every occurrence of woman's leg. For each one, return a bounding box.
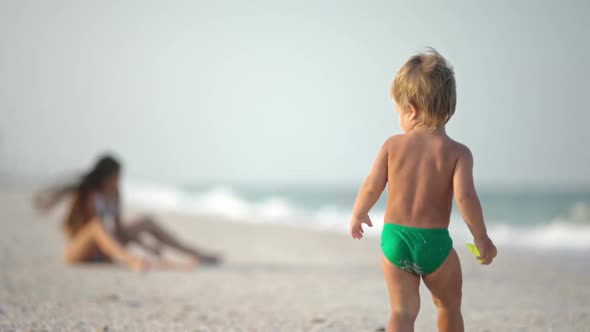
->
[118,224,163,257]
[65,219,146,270]
[122,216,219,263]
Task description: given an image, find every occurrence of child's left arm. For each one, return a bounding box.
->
[350,141,389,239]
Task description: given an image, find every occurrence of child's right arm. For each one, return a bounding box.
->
[350,141,389,240]
[453,146,497,265]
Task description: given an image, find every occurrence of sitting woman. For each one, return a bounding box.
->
[35,154,220,271]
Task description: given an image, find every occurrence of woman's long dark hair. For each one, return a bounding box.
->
[34,155,121,235]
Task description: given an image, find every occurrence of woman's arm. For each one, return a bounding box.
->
[114,193,125,237]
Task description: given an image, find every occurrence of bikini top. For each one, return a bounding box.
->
[93,193,119,234]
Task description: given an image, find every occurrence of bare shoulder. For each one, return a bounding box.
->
[446,136,473,161]
[382,134,404,148]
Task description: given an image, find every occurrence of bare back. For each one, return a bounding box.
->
[384,130,466,228]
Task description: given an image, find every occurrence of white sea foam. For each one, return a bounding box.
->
[123,181,590,251]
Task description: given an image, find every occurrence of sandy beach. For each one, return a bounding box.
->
[0,190,589,332]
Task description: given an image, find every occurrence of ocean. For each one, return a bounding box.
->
[124,181,590,252]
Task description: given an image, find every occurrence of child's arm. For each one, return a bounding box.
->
[453,147,497,264]
[350,141,389,239]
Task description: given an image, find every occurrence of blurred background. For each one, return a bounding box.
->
[1,0,589,250]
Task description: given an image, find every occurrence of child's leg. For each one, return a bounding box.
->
[422,249,464,332]
[382,255,420,332]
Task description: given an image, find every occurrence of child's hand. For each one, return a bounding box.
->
[350,214,373,239]
[474,235,497,265]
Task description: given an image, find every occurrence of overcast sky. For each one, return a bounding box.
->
[1,0,589,187]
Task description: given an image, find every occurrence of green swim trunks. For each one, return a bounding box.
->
[381,223,453,275]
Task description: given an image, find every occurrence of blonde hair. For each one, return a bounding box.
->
[391,48,456,130]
